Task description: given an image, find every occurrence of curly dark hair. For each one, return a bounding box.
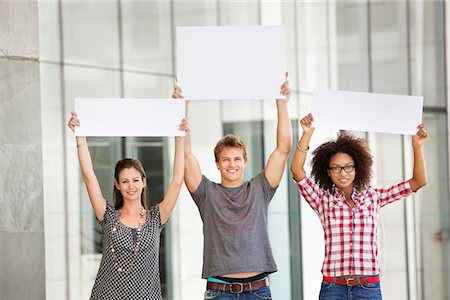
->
[311,133,373,192]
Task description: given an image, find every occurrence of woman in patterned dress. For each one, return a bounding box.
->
[290,113,428,300]
[68,111,188,299]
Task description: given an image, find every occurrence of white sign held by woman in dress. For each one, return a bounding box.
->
[74,98,185,137]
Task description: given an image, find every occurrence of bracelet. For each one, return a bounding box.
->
[296,142,309,153]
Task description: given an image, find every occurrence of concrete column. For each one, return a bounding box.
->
[0,1,46,299]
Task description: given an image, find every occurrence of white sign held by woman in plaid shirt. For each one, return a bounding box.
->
[312,90,423,135]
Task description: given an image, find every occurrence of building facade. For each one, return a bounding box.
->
[1,1,449,299]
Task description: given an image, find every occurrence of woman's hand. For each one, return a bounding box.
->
[277,72,290,102]
[68,112,80,132]
[299,113,315,135]
[412,123,429,148]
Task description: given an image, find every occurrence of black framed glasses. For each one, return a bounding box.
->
[328,165,355,174]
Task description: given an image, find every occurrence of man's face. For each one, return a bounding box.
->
[216,147,247,187]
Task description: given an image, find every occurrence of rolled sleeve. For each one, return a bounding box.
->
[376,180,415,208]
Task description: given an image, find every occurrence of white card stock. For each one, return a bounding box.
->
[176,25,286,100]
[74,98,185,137]
[312,90,423,135]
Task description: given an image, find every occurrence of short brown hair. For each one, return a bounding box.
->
[214,134,248,162]
[311,133,373,192]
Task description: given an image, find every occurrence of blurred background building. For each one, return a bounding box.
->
[1,0,449,299]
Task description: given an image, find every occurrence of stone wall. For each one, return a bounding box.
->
[0,1,46,299]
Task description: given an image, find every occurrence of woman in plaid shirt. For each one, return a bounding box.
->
[290,113,428,299]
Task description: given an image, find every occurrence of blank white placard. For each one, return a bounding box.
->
[312,90,423,135]
[176,25,286,100]
[74,98,185,137]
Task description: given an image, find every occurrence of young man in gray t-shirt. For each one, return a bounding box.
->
[172,78,292,299]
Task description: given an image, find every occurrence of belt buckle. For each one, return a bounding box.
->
[345,278,357,286]
[230,282,244,294]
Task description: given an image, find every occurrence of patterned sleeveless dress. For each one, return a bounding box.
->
[90,203,165,299]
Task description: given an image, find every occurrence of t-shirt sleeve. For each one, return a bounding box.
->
[293,175,325,215]
[258,171,277,204]
[375,180,414,208]
[190,175,210,216]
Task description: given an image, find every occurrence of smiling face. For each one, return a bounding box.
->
[327,152,356,195]
[115,167,146,202]
[216,147,247,188]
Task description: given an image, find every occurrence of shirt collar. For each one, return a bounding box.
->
[332,186,365,207]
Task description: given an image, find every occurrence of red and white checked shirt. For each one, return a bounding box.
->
[295,176,414,277]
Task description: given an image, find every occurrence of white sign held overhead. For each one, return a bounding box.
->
[74,98,185,137]
[176,25,286,100]
[312,90,423,135]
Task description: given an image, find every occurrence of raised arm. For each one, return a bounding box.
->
[408,123,428,191]
[67,112,106,220]
[159,119,188,224]
[172,84,202,193]
[290,113,315,182]
[264,78,293,188]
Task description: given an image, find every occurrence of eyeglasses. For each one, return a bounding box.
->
[328,165,355,174]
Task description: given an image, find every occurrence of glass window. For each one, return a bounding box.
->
[416,112,449,299]
[336,2,370,91]
[223,120,264,178]
[121,2,173,74]
[126,137,168,298]
[80,138,121,255]
[370,1,409,94]
[173,1,218,27]
[218,1,259,25]
[64,66,121,99]
[38,1,61,62]
[62,2,120,68]
[123,72,173,98]
[375,133,408,298]
[409,1,446,107]
[296,1,333,92]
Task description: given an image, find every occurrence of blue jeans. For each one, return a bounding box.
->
[204,286,272,299]
[319,280,382,300]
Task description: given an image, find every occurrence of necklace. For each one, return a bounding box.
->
[110,207,145,274]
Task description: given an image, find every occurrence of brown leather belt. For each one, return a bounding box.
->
[206,278,269,294]
[323,275,380,286]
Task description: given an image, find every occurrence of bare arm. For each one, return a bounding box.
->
[408,124,428,191]
[159,119,188,224]
[68,112,106,221]
[172,85,202,193]
[183,129,203,192]
[264,79,293,188]
[290,113,315,182]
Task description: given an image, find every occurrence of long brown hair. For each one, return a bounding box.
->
[113,158,148,210]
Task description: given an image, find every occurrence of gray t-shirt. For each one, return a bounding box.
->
[191,171,278,278]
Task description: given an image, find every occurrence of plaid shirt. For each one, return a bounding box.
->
[295,176,414,277]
